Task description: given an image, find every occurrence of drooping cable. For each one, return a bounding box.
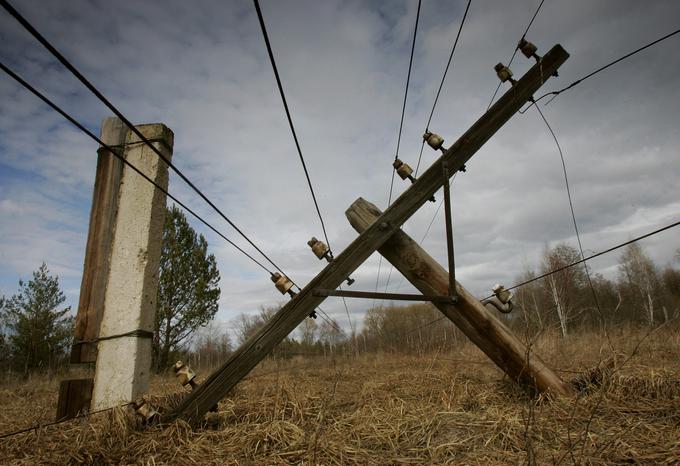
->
[252,0,356,327]
[0,61,275,275]
[382,0,472,302]
[0,402,133,440]
[486,0,545,111]
[535,105,607,331]
[410,218,680,333]
[526,26,680,109]
[0,0,290,277]
[414,0,472,176]
[374,0,423,311]
[253,0,332,256]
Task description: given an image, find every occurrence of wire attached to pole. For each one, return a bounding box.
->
[253,0,333,256]
[0,61,275,275]
[0,0,288,277]
[522,26,680,110]
[486,0,546,111]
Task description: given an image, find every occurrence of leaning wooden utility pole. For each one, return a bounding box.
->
[56,117,174,418]
[346,198,574,395]
[168,43,569,424]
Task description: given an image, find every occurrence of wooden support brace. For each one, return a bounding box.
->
[347,198,575,396]
[168,44,569,424]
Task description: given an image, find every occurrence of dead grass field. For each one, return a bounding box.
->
[1,325,679,465]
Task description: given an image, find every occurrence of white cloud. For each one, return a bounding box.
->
[1,0,679,334]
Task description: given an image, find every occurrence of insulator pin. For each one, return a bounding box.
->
[423,131,446,152]
[132,398,160,424]
[308,237,332,262]
[482,283,514,314]
[494,63,516,85]
[492,283,512,304]
[518,38,540,61]
[392,159,435,203]
[271,272,296,297]
[393,158,415,182]
[173,360,197,388]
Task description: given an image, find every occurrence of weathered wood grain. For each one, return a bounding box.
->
[169,45,569,424]
[347,198,574,396]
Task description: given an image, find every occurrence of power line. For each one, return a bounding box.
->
[251,0,354,329]
[0,61,275,275]
[535,104,607,330]
[409,217,680,334]
[379,1,470,309]
[0,402,133,440]
[424,0,472,134]
[374,0,423,311]
[504,219,680,296]
[486,0,546,111]
[526,26,680,109]
[253,0,332,256]
[0,0,289,278]
[415,0,472,176]
[387,0,422,207]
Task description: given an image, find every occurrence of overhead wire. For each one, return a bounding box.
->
[401,0,545,291]
[405,217,680,334]
[414,0,472,176]
[381,0,471,303]
[252,0,332,256]
[526,25,680,109]
[373,0,423,311]
[0,0,290,278]
[486,0,546,111]
[253,0,356,330]
[534,104,607,331]
[0,61,274,275]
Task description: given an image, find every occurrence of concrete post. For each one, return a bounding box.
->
[91,117,174,410]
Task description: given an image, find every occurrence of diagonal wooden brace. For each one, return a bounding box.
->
[347,198,575,396]
[167,44,569,424]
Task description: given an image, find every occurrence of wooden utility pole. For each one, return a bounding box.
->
[347,198,574,395]
[168,44,569,424]
[57,117,173,419]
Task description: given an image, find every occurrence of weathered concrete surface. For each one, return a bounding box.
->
[92,118,173,410]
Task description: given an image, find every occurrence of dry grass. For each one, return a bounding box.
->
[1,326,680,465]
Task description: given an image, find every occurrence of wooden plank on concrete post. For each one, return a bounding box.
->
[91,118,174,410]
[168,44,569,424]
[346,197,574,396]
[56,118,127,420]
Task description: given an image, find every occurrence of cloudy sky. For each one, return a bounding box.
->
[1,0,678,338]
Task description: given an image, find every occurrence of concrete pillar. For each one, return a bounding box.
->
[91,117,173,409]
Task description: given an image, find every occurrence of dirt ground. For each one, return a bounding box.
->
[1,326,679,465]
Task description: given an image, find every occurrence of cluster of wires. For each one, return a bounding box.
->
[1,0,679,441]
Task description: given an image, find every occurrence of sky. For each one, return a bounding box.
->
[0,0,679,340]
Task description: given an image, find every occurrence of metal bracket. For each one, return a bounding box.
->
[312,289,456,304]
[442,161,458,302]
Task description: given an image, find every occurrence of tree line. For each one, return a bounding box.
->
[2,202,677,376]
[0,205,221,376]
